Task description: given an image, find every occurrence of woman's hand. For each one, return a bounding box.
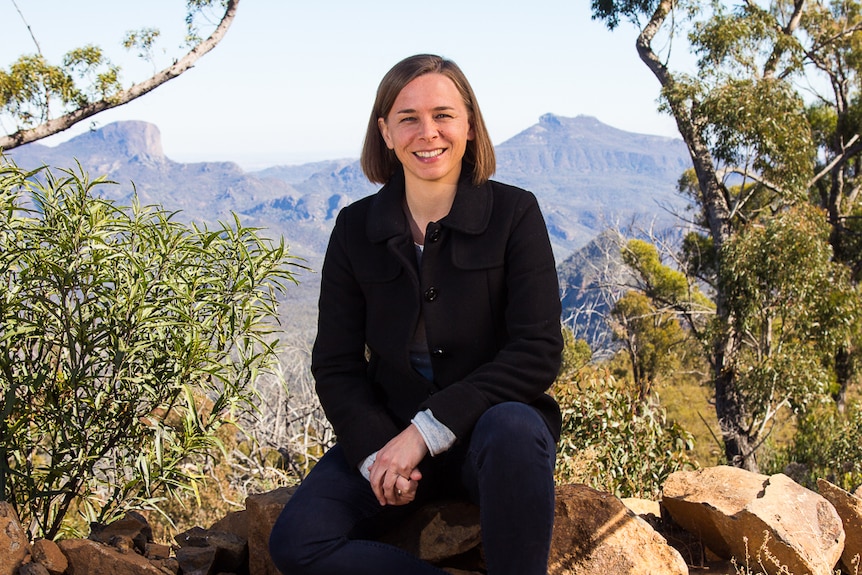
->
[368,424,427,506]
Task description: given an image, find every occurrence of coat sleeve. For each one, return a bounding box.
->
[419,190,563,441]
[311,209,401,468]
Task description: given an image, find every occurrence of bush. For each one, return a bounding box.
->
[553,365,696,498]
[766,398,862,491]
[0,160,301,539]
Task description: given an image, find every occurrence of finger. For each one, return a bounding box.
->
[394,474,417,503]
[369,467,388,505]
[382,470,401,505]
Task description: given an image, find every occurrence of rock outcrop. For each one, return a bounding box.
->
[549,484,688,575]
[662,466,845,575]
[1,503,29,575]
[245,486,296,575]
[817,478,862,573]
[3,466,860,575]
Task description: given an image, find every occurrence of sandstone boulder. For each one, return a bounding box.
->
[662,466,844,575]
[89,511,152,555]
[0,502,29,575]
[817,478,862,573]
[380,499,482,567]
[245,485,297,575]
[621,497,661,519]
[209,509,248,542]
[174,545,218,575]
[17,564,49,575]
[549,483,688,575]
[31,538,68,575]
[58,538,166,575]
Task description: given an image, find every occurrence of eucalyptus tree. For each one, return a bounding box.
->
[611,239,712,403]
[591,0,862,470]
[0,0,238,150]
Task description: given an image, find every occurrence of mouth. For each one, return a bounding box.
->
[414,149,445,159]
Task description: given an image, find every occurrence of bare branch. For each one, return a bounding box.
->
[809,133,862,188]
[10,0,41,55]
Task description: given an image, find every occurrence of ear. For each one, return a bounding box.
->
[378,117,394,149]
[467,122,475,141]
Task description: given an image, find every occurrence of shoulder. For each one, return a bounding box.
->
[485,179,542,219]
[487,179,538,203]
[335,192,376,223]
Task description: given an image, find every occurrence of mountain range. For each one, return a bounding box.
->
[3,115,693,347]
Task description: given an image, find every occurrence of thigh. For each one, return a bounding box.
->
[269,444,454,574]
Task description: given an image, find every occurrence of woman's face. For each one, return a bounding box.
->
[378,73,474,190]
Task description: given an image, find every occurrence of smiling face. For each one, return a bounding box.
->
[378,73,474,190]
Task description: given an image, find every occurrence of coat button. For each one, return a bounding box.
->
[431,347,445,357]
[429,228,441,242]
[424,287,439,302]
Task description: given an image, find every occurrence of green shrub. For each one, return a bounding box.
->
[0,160,301,539]
[553,366,696,498]
[766,398,862,491]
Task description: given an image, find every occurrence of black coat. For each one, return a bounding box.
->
[311,169,563,468]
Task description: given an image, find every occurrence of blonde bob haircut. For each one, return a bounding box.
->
[361,54,496,186]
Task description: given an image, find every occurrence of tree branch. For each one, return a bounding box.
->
[10,0,42,55]
[0,0,239,151]
[809,133,862,188]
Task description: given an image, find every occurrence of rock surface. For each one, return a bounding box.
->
[380,499,482,566]
[30,539,67,575]
[0,502,29,575]
[245,485,297,575]
[662,466,844,575]
[549,484,688,575]
[57,538,166,575]
[2,466,858,575]
[817,478,862,573]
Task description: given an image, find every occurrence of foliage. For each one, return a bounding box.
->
[0,0,236,149]
[593,0,862,471]
[0,159,301,540]
[720,204,860,415]
[621,239,714,329]
[610,291,689,401]
[766,398,862,492]
[553,365,695,499]
[0,50,120,127]
[559,326,593,376]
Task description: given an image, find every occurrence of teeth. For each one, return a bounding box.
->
[415,149,444,158]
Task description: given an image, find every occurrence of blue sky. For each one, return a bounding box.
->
[0,1,683,169]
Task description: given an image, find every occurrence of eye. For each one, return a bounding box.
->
[435,113,453,119]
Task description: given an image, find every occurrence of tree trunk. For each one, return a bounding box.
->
[635,0,758,471]
[833,347,852,412]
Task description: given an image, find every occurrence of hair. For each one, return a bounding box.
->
[360,54,496,186]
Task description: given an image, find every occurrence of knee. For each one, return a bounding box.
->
[472,403,556,462]
[268,507,301,574]
[268,501,320,574]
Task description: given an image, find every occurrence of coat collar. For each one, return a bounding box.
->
[366,165,493,243]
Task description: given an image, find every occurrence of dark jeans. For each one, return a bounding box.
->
[268,402,556,575]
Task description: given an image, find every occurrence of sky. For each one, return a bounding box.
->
[0,1,683,170]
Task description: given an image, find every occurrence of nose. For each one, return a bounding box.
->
[418,116,438,140]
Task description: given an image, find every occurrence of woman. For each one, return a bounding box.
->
[269,54,563,575]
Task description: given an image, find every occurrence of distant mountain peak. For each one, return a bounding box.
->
[496,114,689,180]
[66,120,166,161]
[538,113,603,129]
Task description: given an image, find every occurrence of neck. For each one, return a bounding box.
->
[404,181,457,233]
